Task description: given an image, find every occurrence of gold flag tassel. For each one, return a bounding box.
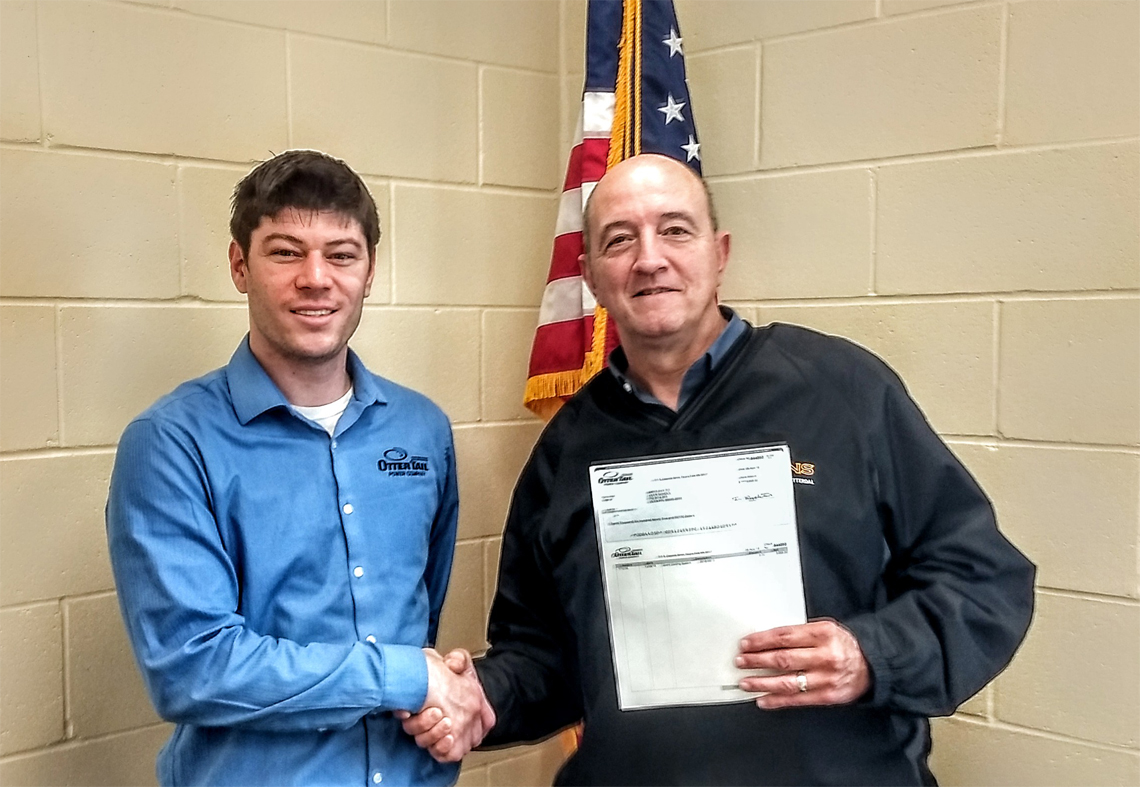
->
[523,0,642,420]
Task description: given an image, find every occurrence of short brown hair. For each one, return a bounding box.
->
[230,150,380,258]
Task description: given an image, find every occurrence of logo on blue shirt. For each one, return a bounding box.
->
[378,447,429,476]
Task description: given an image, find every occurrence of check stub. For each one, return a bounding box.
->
[589,444,806,710]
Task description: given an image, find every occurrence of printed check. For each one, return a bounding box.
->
[589,444,806,710]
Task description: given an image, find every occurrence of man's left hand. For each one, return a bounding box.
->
[736,619,870,709]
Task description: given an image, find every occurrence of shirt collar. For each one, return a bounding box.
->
[227,335,386,425]
[609,306,748,409]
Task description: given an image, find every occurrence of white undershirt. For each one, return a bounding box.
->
[291,387,354,436]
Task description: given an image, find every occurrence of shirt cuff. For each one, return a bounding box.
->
[379,643,428,712]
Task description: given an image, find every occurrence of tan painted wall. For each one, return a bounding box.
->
[0,0,568,783]
[0,0,1136,785]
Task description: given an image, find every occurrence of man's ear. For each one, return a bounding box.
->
[714,231,731,285]
[229,240,249,294]
[578,253,597,295]
[363,251,377,299]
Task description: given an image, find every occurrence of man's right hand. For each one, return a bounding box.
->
[397,648,495,763]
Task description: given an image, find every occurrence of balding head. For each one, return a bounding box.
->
[575,153,731,358]
[582,154,718,260]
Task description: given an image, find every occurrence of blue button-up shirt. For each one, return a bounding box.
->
[106,337,460,786]
[609,307,748,410]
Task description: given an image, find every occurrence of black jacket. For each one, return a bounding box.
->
[476,323,1035,786]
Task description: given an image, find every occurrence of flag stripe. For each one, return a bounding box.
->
[528,316,597,376]
[583,91,616,137]
[537,275,597,326]
[544,232,586,284]
[562,138,611,193]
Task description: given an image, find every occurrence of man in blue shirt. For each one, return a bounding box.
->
[106,150,494,786]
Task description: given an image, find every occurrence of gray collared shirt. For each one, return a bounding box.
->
[608,306,748,410]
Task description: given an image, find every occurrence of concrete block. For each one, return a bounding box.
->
[455,764,488,787]
[175,0,387,45]
[0,452,116,606]
[562,74,583,162]
[0,149,179,299]
[59,305,249,447]
[758,301,994,436]
[725,304,757,324]
[66,594,161,737]
[180,165,249,303]
[882,0,974,14]
[715,169,872,300]
[956,686,988,718]
[436,541,487,655]
[1005,0,1140,145]
[931,716,1140,786]
[998,299,1139,445]
[463,741,519,769]
[486,737,569,787]
[0,1,40,141]
[351,308,480,425]
[761,6,1001,167]
[0,604,63,755]
[482,309,541,422]
[0,305,58,451]
[678,0,876,50]
[39,1,287,160]
[391,185,554,307]
[388,0,558,72]
[562,0,587,75]
[995,593,1139,747]
[951,443,1139,599]
[686,47,758,176]
[291,39,477,183]
[484,537,502,619]
[877,143,1140,294]
[453,422,543,540]
[0,723,171,787]
[360,178,393,305]
[482,68,561,190]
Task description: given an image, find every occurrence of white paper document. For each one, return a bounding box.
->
[589,444,806,710]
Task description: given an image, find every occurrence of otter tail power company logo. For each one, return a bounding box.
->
[378,447,429,477]
[611,546,643,560]
[597,469,634,486]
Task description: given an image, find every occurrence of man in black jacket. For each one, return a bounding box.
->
[404,154,1035,785]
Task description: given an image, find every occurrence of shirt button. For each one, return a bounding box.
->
[373,774,382,784]
[623,383,633,393]
[331,440,337,449]
[366,635,377,644]
[342,503,354,515]
[353,566,364,578]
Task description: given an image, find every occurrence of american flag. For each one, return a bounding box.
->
[523,0,702,419]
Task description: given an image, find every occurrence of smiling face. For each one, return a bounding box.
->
[230,208,375,380]
[580,155,730,354]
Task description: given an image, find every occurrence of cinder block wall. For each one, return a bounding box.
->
[0,1,568,784]
[669,0,1138,783]
[2,0,1138,785]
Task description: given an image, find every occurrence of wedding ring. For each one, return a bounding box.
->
[795,671,808,693]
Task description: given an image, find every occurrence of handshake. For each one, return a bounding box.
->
[396,648,497,763]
